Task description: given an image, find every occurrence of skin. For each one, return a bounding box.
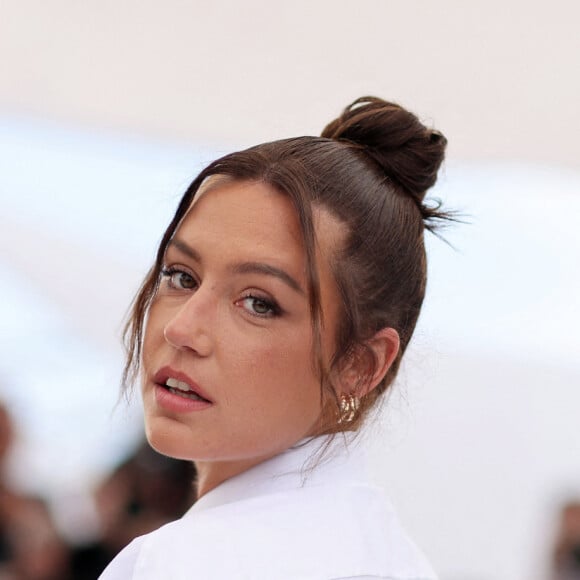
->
[141,179,399,497]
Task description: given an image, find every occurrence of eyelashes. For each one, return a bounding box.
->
[237,294,281,318]
[160,267,197,291]
[159,266,282,319]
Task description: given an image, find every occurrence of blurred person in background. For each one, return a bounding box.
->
[0,403,195,580]
[69,439,195,578]
[0,403,70,580]
[551,501,580,580]
[94,439,195,556]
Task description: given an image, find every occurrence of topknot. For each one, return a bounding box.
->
[321,96,447,207]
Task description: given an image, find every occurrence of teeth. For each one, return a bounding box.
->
[165,377,192,392]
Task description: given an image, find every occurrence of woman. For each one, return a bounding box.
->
[100,97,449,579]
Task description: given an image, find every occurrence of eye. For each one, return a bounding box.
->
[160,267,197,291]
[237,294,281,318]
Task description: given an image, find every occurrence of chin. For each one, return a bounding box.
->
[144,416,198,461]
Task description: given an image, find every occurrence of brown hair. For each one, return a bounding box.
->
[123,96,449,430]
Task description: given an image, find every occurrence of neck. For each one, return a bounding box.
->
[194,453,279,499]
[193,427,339,498]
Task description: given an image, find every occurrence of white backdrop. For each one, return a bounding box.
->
[1,0,579,169]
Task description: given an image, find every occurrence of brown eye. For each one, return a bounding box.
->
[250,298,271,315]
[161,268,197,290]
[237,295,280,318]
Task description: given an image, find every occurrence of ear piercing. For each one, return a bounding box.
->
[338,394,360,424]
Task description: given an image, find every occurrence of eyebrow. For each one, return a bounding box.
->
[170,239,201,262]
[231,262,304,295]
[169,238,305,295]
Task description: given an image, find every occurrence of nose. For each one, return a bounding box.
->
[162,289,214,357]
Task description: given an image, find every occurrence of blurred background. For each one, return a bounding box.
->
[1,1,579,578]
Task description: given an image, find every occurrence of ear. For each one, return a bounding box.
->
[336,327,400,397]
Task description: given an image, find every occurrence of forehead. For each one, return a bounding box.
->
[171,178,346,284]
[176,179,304,251]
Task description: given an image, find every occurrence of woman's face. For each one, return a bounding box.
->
[141,179,344,480]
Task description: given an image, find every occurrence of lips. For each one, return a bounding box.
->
[153,366,213,403]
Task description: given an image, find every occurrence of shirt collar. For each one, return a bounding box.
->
[188,433,369,515]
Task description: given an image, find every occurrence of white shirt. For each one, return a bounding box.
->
[99,435,437,580]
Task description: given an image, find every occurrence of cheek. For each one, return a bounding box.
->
[225,329,320,406]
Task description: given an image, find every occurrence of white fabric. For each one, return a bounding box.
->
[99,435,437,580]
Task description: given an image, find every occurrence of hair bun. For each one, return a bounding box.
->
[321,96,447,203]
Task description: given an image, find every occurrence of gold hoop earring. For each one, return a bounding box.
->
[338,394,360,424]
